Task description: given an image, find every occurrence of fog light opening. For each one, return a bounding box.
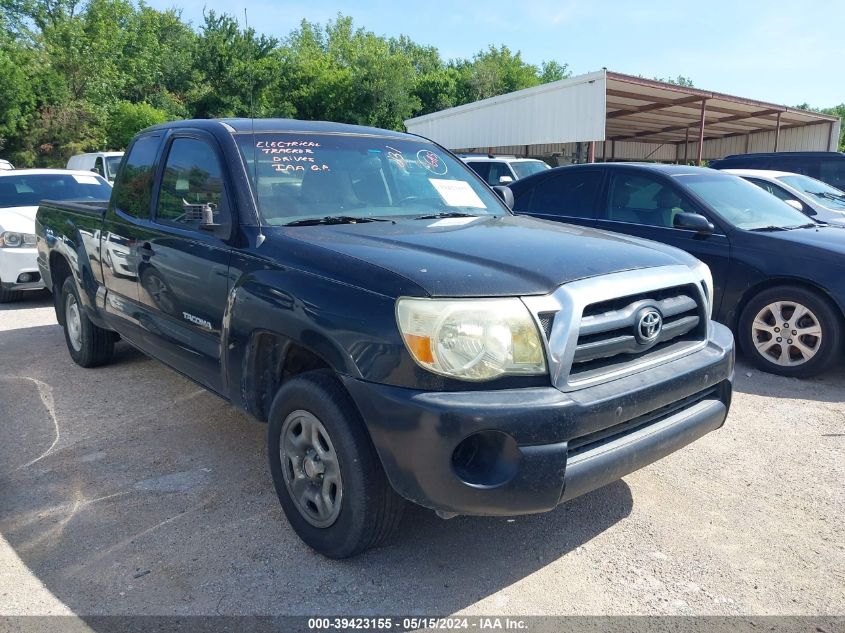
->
[451,430,522,489]
[16,272,40,283]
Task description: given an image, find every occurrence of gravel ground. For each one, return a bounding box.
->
[0,291,843,617]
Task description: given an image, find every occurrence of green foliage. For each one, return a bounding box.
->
[106,101,169,148]
[0,3,574,166]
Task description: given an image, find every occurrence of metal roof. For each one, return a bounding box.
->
[603,71,837,145]
[404,70,840,161]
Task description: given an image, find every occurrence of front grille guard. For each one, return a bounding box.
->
[521,265,710,392]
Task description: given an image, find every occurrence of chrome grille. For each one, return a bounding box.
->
[522,266,710,392]
[573,284,702,364]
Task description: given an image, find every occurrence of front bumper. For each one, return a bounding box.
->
[0,248,44,291]
[343,322,734,516]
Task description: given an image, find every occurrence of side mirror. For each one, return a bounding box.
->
[91,167,103,176]
[492,185,514,209]
[674,212,714,234]
[784,199,804,212]
[498,175,514,185]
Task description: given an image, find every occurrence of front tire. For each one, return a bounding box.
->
[0,286,24,303]
[267,370,404,558]
[60,277,115,367]
[738,285,842,378]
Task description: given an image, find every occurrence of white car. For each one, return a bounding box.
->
[724,169,845,226]
[460,155,550,186]
[0,159,13,171]
[67,151,124,183]
[0,169,112,302]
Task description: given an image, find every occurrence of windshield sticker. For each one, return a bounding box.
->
[385,145,407,169]
[255,141,331,173]
[73,175,100,185]
[417,150,448,175]
[256,140,321,148]
[428,178,485,208]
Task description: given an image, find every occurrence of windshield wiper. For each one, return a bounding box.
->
[810,191,845,202]
[750,223,817,232]
[284,215,388,227]
[412,211,481,220]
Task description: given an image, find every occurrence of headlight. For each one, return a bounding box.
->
[0,232,36,248]
[691,260,713,317]
[396,297,547,381]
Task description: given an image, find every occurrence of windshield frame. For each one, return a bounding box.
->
[235,132,511,227]
[673,172,819,231]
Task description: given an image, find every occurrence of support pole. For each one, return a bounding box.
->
[611,140,616,161]
[588,141,595,163]
[745,133,751,153]
[684,127,689,164]
[696,100,707,166]
[774,112,782,152]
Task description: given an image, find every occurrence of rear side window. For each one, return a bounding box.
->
[523,170,603,219]
[769,156,816,178]
[113,135,161,218]
[156,137,227,229]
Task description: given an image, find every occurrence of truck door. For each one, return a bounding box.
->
[134,133,233,394]
[101,133,163,339]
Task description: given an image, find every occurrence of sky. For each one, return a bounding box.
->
[145,0,845,108]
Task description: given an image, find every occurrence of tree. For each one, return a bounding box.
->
[106,101,169,148]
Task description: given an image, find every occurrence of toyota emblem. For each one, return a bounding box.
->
[636,308,663,344]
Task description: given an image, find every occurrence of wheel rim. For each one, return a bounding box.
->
[751,300,823,367]
[280,410,343,528]
[65,293,83,352]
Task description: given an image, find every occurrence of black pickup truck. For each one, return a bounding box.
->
[36,119,734,558]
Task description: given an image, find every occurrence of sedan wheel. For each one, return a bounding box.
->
[739,285,842,378]
[751,300,822,366]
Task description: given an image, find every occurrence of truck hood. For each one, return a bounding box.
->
[0,206,37,233]
[275,214,698,297]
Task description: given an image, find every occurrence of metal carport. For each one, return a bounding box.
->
[404,69,841,165]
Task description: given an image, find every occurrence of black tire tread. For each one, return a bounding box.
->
[267,369,404,558]
[0,287,24,303]
[60,277,115,368]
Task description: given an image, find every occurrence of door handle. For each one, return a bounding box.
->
[138,242,155,259]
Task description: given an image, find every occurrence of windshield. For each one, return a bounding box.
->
[676,173,815,230]
[778,174,845,211]
[511,160,550,179]
[0,173,112,208]
[105,156,123,180]
[236,133,507,225]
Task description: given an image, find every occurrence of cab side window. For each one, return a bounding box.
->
[156,137,228,229]
[486,162,514,185]
[467,162,491,183]
[94,157,105,177]
[607,173,689,228]
[524,170,602,219]
[112,135,161,218]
